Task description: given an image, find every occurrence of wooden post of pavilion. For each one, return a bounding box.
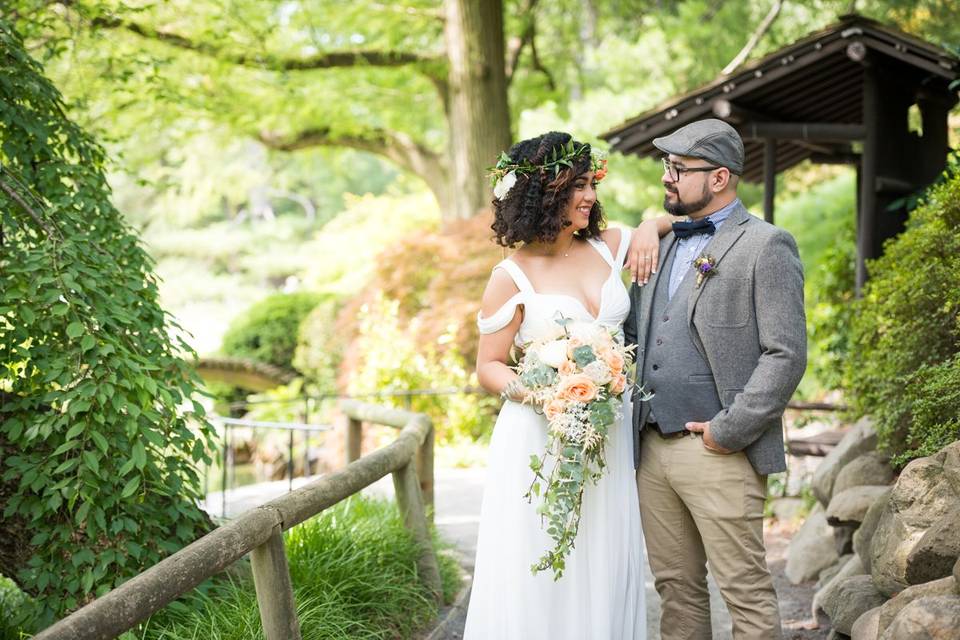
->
[763,139,776,223]
[856,64,879,294]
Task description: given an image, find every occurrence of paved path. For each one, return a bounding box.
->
[202,466,734,639]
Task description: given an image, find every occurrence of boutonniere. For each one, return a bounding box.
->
[693,254,718,288]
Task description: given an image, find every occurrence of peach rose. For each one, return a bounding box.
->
[558,359,577,376]
[557,373,598,403]
[601,348,625,374]
[544,398,567,420]
[610,373,627,395]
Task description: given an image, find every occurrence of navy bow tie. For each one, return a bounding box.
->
[672,218,716,239]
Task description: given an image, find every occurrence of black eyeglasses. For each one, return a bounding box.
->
[662,158,718,182]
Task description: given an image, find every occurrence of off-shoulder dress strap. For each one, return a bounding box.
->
[476,258,532,335]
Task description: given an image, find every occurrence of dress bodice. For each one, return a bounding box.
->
[477,227,632,345]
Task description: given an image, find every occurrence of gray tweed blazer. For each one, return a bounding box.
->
[625,202,807,475]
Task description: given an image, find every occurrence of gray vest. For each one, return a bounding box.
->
[641,244,723,433]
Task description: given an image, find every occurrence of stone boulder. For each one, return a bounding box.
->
[877,576,956,635]
[827,485,891,526]
[815,554,866,615]
[879,595,960,639]
[822,575,887,635]
[851,606,881,640]
[812,417,877,506]
[786,503,840,584]
[871,441,960,596]
[834,524,856,555]
[818,554,854,590]
[905,508,960,586]
[833,451,894,495]
[853,487,893,573]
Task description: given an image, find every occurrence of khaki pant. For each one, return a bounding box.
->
[637,428,781,640]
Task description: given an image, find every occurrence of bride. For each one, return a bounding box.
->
[464,132,670,639]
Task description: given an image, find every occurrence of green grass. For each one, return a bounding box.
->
[135,496,461,640]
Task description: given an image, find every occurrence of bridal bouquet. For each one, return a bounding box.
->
[517,315,635,579]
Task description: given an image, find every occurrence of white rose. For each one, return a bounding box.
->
[567,321,604,344]
[538,339,569,369]
[493,170,518,200]
[583,360,613,385]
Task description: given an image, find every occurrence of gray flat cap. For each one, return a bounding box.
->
[653,118,744,175]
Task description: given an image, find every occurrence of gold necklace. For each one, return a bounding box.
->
[528,236,576,258]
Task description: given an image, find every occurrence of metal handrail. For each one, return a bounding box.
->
[215,416,334,431]
[34,400,439,640]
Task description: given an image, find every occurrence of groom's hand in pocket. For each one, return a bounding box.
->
[685,421,733,454]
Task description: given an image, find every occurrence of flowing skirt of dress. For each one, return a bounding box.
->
[463,395,646,639]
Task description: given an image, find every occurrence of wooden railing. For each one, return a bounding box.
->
[34,400,440,640]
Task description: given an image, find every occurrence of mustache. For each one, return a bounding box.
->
[664,187,679,194]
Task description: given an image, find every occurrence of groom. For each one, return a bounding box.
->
[625,119,806,640]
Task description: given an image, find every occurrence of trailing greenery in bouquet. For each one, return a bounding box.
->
[516,315,636,578]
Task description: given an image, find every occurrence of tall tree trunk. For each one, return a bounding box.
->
[444,0,512,220]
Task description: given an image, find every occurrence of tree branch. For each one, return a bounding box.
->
[504,0,554,90]
[87,14,441,71]
[528,26,556,91]
[720,0,782,76]
[257,127,450,208]
[506,0,540,84]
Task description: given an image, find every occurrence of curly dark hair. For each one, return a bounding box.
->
[491,131,605,248]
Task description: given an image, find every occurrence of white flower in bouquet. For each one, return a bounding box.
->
[582,360,613,385]
[566,320,608,345]
[537,339,569,369]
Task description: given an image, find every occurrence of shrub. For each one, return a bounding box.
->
[844,168,960,464]
[221,292,324,371]
[0,22,214,623]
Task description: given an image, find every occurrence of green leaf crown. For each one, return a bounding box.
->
[488,141,607,187]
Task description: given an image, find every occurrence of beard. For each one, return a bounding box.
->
[663,183,713,217]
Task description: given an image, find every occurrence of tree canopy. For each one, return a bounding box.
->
[10,0,956,224]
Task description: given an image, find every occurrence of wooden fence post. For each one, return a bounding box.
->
[251,525,302,640]
[416,424,435,520]
[392,462,443,605]
[346,417,362,465]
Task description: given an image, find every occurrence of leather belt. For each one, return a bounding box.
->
[647,421,694,440]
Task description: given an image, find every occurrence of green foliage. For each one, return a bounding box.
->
[221,292,324,371]
[0,21,215,623]
[844,169,960,465]
[0,574,41,639]
[349,296,498,443]
[889,354,960,466]
[136,496,461,640]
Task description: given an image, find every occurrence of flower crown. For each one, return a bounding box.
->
[489,141,608,201]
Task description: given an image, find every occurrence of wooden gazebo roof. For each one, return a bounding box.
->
[601,14,959,183]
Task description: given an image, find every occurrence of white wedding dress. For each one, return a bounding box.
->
[464,227,646,639]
